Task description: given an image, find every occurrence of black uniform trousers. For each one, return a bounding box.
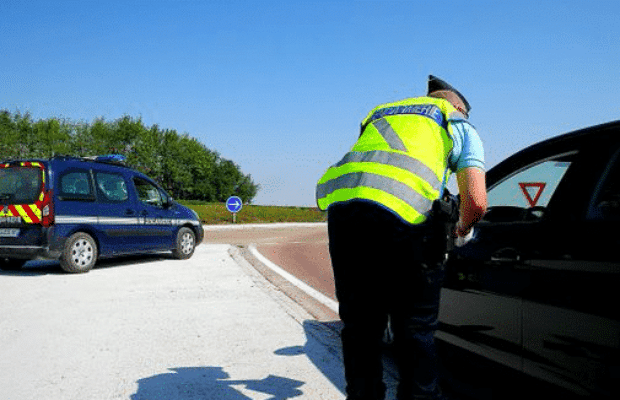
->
[327,200,446,400]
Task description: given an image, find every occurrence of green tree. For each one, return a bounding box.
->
[132,124,164,181]
[0,110,260,203]
[236,173,259,203]
[178,135,218,201]
[0,111,19,160]
[212,158,258,203]
[69,121,92,156]
[33,118,72,157]
[160,130,193,199]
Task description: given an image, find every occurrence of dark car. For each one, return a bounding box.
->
[0,155,204,273]
[437,121,619,397]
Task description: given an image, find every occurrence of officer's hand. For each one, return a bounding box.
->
[455,229,474,247]
[454,222,474,247]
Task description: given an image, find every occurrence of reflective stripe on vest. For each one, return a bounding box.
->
[316,97,459,224]
[372,119,408,152]
[316,171,433,216]
[328,150,442,191]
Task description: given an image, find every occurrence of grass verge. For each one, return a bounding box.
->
[179,201,327,225]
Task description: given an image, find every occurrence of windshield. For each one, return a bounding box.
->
[0,166,44,204]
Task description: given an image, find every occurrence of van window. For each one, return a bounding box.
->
[0,166,42,204]
[134,178,164,208]
[59,171,93,200]
[95,172,128,203]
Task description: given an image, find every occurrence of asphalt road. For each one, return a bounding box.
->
[203,223,339,321]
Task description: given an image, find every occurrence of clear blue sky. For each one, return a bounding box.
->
[2,0,619,206]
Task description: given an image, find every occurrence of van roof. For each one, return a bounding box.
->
[1,154,128,168]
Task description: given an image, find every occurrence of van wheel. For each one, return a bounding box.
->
[172,227,196,260]
[0,258,27,271]
[60,232,98,273]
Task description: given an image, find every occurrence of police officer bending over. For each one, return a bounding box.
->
[316,75,487,400]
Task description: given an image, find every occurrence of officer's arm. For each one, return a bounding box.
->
[455,167,487,236]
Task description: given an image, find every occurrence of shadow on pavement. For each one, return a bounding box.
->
[275,320,346,395]
[131,366,305,400]
[131,321,346,400]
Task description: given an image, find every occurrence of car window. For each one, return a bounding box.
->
[134,178,163,208]
[588,149,620,221]
[483,153,576,222]
[59,171,93,200]
[488,154,574,209]
[95,172,129,202]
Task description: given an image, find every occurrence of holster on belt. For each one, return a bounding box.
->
[429,191,460,254]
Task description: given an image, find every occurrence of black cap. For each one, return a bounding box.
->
[427,75,471,114]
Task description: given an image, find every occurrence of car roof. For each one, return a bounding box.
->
[486,120,620,188]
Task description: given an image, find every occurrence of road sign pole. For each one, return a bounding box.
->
[226,196,243,224]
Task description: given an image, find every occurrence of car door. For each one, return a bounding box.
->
[93,170,140,254]
[132,176,176,251]
[55,166,98,237]
[439,142,583,374]
[520,141,620,397]
[440,132,619,397]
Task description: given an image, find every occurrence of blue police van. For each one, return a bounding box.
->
[0,155,204,273]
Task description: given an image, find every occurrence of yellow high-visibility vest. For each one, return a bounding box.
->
[316,96,465,224]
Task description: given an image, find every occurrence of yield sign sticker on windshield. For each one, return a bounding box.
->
[519,182,546,207]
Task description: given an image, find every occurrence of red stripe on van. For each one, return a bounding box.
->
[23,204,40,223]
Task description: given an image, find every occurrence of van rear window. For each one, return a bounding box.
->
[0,166,43,204]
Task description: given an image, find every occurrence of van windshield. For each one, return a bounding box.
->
[0,166,43,204]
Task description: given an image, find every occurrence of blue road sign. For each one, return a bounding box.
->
[226,196,243,213]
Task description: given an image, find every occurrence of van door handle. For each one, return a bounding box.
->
[125,209,136,216]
